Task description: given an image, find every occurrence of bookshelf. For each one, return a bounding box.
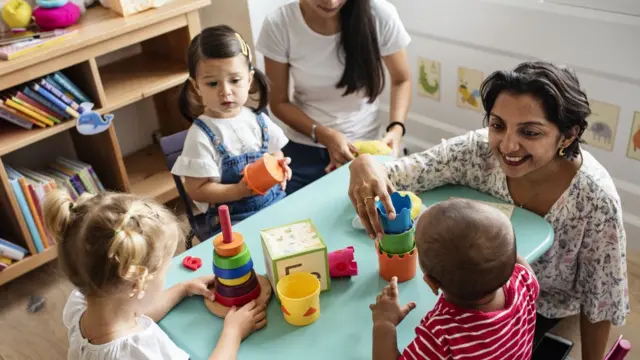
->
[0,0,210,286]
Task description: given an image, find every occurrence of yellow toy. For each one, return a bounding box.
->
[397,191,422,220]
[2,0,32,30]
[353,140,392,156]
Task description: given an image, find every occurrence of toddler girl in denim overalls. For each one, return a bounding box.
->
[171,25,292,238]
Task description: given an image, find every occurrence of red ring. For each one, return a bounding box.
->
[214,282,261,307]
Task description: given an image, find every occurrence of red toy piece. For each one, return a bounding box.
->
[182,256,202,271]
[219,205,233,244]
[328,246,358,278]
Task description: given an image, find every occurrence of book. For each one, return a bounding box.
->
[23,86,69,119]
[0,29,78,60]
[0,100,44,128]
[16,91,63,123]
[52,71,90,104]
[0,238,28,261]
[4,97,54,126]
[0,100,34,129]
[31,83,80,118]
[5,166,44,253]
[38,78,83,114]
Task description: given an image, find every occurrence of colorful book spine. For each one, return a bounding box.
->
[5,167,44,253]
[0,100,45,128]
[16,91,62,123]
[9,97,56,126]
[0,101,34,129]
[4,98,52,126]
[45,75,76,101]
[52,71,90,104]
[0,239,27,261]
[38,78,83,114]
[23,87,69,119]
[31,83,80,118]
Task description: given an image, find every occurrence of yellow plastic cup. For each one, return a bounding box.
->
[276,272,321,326]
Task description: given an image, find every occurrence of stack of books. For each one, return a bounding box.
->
[0,70,91,130]
[5,157,104,255]
[0,28,78,60]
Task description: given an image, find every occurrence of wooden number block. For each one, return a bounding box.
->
[260,219,330,293]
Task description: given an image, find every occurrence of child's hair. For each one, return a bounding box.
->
[415,199,516,303]
[43,191,184,298]
[179,25,269,121]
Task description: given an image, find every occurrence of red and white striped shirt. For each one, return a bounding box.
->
[400,264,539,360]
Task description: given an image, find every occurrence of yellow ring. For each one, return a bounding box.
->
[218,271,252,286]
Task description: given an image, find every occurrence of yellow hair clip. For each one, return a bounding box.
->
[235,33,249,57]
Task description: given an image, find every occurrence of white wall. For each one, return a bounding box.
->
[377,0,640,247]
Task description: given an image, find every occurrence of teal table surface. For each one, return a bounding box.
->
[159,157,554,360]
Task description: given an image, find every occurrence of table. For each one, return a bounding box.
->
[159,158,554,360]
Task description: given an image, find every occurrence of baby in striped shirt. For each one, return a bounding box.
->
[370,198,539,360]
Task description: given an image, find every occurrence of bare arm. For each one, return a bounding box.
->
[382,48,411,129]
[264,57,317,141]
[144,283,187,323]
[184,176,253,205]
[208,329,242,360]
[373,322,401,360]
[580,312,611,360]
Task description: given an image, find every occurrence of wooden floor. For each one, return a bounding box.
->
[0,216,638,359]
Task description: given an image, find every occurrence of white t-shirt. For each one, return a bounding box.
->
[256,0,411,147]
[63,290,189,360]
[171,107,289,213]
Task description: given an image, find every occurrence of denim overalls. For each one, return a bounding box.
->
[194,113,285,234]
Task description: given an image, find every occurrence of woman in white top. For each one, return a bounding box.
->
[256,0,412,194]
[348,61,629,360]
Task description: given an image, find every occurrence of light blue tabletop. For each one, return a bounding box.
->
[159,157,554,360]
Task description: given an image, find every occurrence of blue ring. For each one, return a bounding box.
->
[36,0,69,8]
[213,258,253,279]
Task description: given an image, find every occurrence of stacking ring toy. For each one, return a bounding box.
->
[215,270,258,298]
[218,271,252,286]
[214,244,251,269]
[214,283,262,307]
[213,258,253,279]
[213,232,244,257]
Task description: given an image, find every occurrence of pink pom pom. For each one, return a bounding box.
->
[33,2,81,30]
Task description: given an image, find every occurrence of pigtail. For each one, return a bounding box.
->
[250,67,270,114]
[43,190,75,242]
[108,201,153,298]
[178,80,204,122]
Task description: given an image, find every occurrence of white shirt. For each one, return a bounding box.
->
[385,128,629,325]
[171,107,289,213]
[256,0,411,147]
[63,290,189,360]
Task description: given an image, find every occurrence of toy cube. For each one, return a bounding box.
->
[260,219,331,293]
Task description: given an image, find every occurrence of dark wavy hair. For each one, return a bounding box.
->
[480,61,590,159]
[179,25,269,122]
[336,0,385,103]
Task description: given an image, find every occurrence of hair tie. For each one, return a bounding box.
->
[234,33,253,64]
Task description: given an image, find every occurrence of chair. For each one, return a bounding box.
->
[158,130,210,249]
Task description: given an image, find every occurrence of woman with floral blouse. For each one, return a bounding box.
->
[348,61,629,359]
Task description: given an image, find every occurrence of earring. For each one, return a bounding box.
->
[558,147,566,157]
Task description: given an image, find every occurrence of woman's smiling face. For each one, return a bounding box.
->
[487,92,565,179]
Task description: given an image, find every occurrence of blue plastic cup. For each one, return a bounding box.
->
[377,192,413,234]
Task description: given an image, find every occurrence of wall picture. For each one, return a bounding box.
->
[456,67,483,112]
[583,100,620,152]
[417,57,441,100]
[627,111,640,161]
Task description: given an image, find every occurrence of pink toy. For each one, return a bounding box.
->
[328,246,358,278]
[605,335,631,360]
[33,1,80,30]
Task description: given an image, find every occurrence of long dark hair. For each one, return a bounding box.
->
[336,0,385,103]
[179,25,269,122]
[480,61,590,159]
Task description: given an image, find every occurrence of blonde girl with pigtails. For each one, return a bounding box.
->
[44,191,267,360]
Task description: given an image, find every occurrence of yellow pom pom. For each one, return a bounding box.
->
[353,140,392,156]
[398,191,422,220]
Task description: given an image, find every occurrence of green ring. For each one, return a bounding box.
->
[213,244,251,269]
[381,226,415,254]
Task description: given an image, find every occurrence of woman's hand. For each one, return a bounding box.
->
[317,126,358,173]
[370,277,416,327]
[348,154,396,239]
[183,275,217,302]
[381,126,403,157]
[223,300,268,340]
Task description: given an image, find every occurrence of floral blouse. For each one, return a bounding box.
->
[385,128,629,325]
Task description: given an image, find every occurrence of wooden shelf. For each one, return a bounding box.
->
[100,53,188,113]
[0,245,58,287]
[0,121,76,156]
[124,144,178,203]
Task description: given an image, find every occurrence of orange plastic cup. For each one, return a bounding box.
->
[375,241,417,283]
[243,154,285,195]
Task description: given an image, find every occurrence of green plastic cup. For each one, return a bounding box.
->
[380,225,415,254]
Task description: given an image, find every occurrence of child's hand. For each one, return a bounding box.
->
[278,157,292,191]
[369,277,416,327]
[183,275,217,301]
[223,300,267,340]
